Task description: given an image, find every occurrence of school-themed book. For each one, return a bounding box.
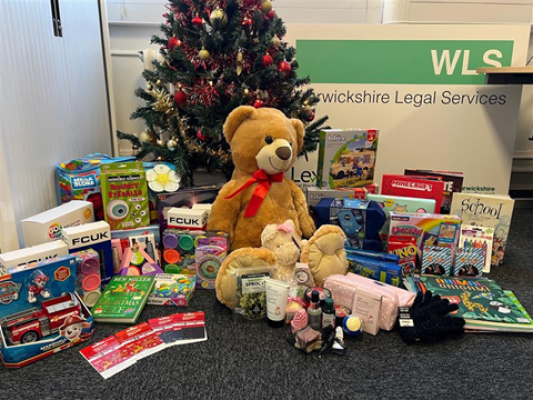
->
[404,170,463,214]
[450,193,514,267]
[464,291,533,333]
[417,275,531,324]
[91,275,155,324]
[381,174,444,213]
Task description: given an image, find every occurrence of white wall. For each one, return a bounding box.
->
[0,0,112,250]
[106,0,533,188]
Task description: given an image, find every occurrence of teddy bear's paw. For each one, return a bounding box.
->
[300,225,348,286]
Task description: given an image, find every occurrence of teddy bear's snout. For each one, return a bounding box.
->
[275,146,292,161]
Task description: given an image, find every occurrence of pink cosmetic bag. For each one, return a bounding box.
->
[323,273,416,331]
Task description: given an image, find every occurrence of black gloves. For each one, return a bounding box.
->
[398,290,465,343]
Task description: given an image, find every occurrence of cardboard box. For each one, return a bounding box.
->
[148,274,196,306]
[62,221,113,285]
[317,129,379,189]
[0,255,94,368]
[21,201,94,247]
[157,184,223,233]
[306,184,379,207]
[0,241,69,275]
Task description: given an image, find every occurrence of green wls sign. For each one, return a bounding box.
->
[296,40,514,84]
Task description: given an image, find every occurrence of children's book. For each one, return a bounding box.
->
[404,169,463,214]
[417,276,530,324]
[463,291,533,333]
[450,193,514,267]
[381,175,444,213]
[91,275,155,324]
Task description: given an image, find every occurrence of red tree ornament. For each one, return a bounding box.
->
[266,10,275,20]
[197,130,207,141]
[192,15,203,26]
[262,54,273,67]
[174,90,187,106]
[168,37,181,51]
[278,60,291,78]
[302,108,315,121]
[253,99,264,108]
[243,0,256,7]
[242,17,252,27]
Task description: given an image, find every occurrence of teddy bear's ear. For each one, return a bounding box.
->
[290,118,305,153]
[223,106,256,143]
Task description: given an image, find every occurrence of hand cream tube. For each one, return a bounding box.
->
[265,278,290,328]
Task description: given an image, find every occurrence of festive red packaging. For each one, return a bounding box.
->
[381,175,444,213]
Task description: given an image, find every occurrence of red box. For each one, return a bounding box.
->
[381,175,444,213]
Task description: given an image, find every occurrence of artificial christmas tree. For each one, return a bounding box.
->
[118,0,327,186]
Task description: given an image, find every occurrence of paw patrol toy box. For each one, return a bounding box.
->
[0,255,94,368]
[101,161,150,230]
[317,129,379,189]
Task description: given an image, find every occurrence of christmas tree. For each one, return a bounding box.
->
[118,0,327,186]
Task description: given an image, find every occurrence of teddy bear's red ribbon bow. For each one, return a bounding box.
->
[225,169,284,218]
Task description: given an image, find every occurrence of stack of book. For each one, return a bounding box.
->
[404,275,533,333]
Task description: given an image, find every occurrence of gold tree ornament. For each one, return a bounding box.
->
[151,89,173,112]
[199,48,210,60]
[210,8,228,28]
[236,51,243,75]
[261,0,272,14]
[140,130,156,143]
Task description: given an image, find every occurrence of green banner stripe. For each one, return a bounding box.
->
[296,40,514,84]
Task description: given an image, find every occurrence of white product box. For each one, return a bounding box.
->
[192,203,212,220]
[0,241,69,275]
[21,200,94,246]
[167,208,208,230]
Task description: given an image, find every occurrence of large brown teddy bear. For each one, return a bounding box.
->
[207,106,316,250]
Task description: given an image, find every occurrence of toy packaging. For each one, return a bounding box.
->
[157,184,223,233]
[72,249,102,307]
[421,246,453,276]
[148,274,196,306]
[194,235,228,289]
[459,225,494,274]
[100,161,150,230]
[347,253,402,287]
[331,198,386,251]
[62,221,114,285]
[91,275,155,324]
[367,194,436,246]
[404,169,464,214]
[57,154,135,221]
[0,241,69,275]
[0,255,94,368]
[451,193,515,267]
[454,248,484,277]
[388,238,419,276]
[117,238,164,277]
[306,184,379,207]
[21,200,94,246]
[381,174,445,213]
[317,129,379,189]
[162,229,227,275]
[389,212,461,251]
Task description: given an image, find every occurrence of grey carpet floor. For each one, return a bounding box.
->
[2,210,532,400]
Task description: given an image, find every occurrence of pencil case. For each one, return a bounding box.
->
[323,273,415,331]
